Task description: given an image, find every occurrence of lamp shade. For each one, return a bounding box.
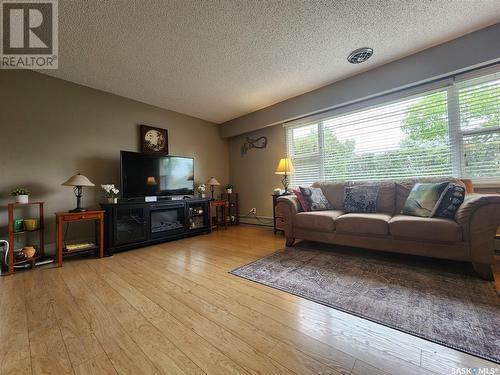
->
[275,158,295,175]
[62,173,95,187]
[206,177,220,186]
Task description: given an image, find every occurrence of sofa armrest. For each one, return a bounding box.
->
[277,195,301,215]
[455,193,500,264]
[277,195,301,242]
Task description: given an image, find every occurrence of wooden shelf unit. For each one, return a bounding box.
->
[7,201,45,275]
[221,192,239,226]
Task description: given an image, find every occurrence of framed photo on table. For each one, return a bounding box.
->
[140,125,168,155]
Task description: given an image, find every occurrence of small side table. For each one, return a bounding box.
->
[272,195,285,234]
[55,210,104,267]
[209,200,228,231]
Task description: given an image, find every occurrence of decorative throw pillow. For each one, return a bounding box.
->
[293,188,310,212]
[401,182,449,217]
[433,183,465,218]
[343,185,379,213]
[299,187,332,211]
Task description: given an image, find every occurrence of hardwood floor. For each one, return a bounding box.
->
[1,225,498,375]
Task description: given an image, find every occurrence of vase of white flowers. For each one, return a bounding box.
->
[101,184,119,204]
[197,184,206,198]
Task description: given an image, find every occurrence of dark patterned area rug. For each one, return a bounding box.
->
[230,242,500,363]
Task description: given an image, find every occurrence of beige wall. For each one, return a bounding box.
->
[228,124,286,224]
[0,70,229,249]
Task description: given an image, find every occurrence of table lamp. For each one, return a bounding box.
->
[62,173,95,212]
[206,177,220,200]
[275,158,295,195]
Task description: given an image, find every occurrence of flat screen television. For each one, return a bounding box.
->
[120,151,194,198]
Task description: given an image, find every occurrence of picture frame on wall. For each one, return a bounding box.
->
[140,125,169,155]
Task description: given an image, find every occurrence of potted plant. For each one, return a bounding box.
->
[225,184,234,194]
[11,187,30,204]
[101,184,119,204]
[197,184,206,198]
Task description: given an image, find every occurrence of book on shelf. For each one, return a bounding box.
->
[65,242,97,252]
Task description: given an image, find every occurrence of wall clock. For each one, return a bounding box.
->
[140,125,168,155]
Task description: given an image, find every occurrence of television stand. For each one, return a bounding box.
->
[100,198,209,255]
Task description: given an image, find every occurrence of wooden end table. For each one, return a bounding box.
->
[55,210,105,267]
[209,200,228,231]
[272,194,285,234]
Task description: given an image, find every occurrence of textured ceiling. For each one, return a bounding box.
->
[45,1,500,123]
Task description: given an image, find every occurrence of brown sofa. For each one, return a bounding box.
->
[277,178,500,280]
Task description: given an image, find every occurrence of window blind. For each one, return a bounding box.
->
[287,124,321,186]
[455,71,500,180]
[286,66,500,186]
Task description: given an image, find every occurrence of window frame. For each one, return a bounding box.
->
[454,72,500,184]
[286,122,324,185]
[285,64,500,187]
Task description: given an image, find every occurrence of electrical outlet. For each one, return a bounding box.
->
[250,208,257,215]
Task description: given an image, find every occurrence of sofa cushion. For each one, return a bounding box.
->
[312,182,344,210]
[401,182,449,217]
[313,178,469,214]
[292,188,310,212]
[348,181,395,214]
[313,181,395,214]
[299,186,333,211]
[343,185,379,213]
[433,183,466,218]
[295,210,343,232]
[395,178,468,213]
[389,215,462,242]
[335,213,392,236]
[395,183,412,214]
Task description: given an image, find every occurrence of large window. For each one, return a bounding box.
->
[286,68,500,186]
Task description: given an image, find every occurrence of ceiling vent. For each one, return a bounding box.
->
[347,47,373,64]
